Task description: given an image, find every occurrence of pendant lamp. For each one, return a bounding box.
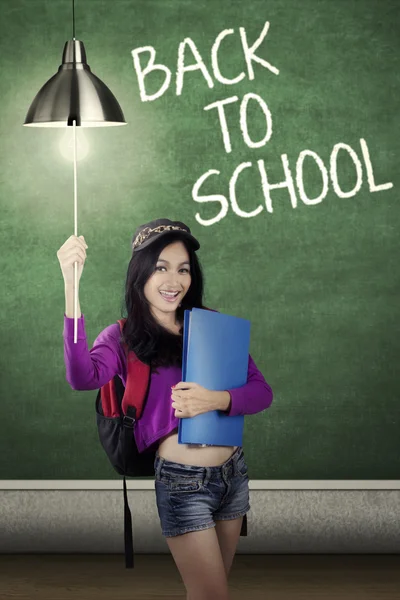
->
[24,0,126,342]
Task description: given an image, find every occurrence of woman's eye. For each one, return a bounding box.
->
[155,266,190,273]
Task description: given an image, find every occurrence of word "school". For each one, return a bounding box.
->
[192,138,393,226]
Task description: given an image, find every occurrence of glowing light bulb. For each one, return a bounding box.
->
[59,128,90,162]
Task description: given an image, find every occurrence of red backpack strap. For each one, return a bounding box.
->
[117,318,150,420]
[123,354,150,420]
[99,318,150,419]
[99,319,127,418]
[100,380,120,418]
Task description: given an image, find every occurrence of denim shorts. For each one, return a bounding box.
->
[154,446,250,537]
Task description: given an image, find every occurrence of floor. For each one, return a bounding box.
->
[0,554,399,599]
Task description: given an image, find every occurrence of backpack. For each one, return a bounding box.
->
[95,317,247,569]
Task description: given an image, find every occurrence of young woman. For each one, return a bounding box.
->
[58,218,273,600]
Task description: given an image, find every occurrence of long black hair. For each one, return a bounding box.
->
[119,233,206,370]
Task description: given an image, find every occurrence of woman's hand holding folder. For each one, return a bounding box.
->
[171,382,231,418]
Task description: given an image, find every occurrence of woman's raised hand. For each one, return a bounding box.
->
[57,235,88,286]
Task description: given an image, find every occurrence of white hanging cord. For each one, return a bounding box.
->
[72,0,76,40]
[73,119,78,343]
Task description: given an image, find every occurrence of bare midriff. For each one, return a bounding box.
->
[157,427,238,467]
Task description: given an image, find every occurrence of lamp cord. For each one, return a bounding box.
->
[73,119,78,343]
[72,0,76,39]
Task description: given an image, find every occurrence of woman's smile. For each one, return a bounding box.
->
[160,290,180,302]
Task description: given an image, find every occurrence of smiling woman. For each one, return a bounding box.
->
[60,217,273,598]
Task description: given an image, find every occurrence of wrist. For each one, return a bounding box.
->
[212,390,231,412]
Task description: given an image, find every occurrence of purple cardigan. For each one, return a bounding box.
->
[63,314,273,453]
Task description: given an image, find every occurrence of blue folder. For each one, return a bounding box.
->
[178,308,251,446]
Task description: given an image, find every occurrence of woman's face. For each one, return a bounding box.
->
[144,240,191,322]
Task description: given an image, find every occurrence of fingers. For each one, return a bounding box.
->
[173,382,193,390]
[57,235,88,257]
[62,246,86,265]
[78,235,88,249]
[57,235,89,283]
[172,406,183,417]
[171,390,186,403]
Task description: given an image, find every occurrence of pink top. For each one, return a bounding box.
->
[63,314,273,453]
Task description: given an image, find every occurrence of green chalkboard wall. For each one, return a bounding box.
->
[0,0,399,480]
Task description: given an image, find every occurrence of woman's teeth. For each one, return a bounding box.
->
[160,291,179,302]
